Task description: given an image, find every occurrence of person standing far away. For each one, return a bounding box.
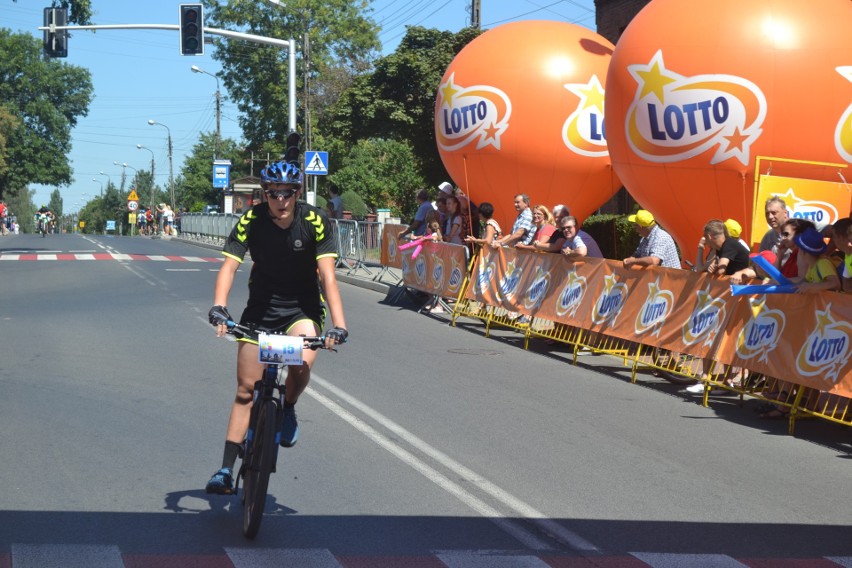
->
[203,157,348,495]
[328,186,343,219]
[622,209,681,269]
[491,194,535,248]
[398,189,435,239]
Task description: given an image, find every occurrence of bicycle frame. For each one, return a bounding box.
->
[237,363,285,493]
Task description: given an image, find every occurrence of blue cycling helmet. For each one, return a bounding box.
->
[260,161,302,187]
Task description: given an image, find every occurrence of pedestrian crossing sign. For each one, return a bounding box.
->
[304,151,329,176]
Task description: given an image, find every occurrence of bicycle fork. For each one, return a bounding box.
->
[236,366,285,493]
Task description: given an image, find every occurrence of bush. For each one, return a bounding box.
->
[582,214,641,260]
[314,195,327,209]
[340,190,369,219]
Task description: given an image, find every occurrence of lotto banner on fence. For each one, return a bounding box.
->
[750,175,851,245]
[380,224,407,269]
[401,241,468,298]
[714,294,852,398]
[467,247,852,387]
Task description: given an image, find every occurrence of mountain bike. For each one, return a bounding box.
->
[226,321,330,539]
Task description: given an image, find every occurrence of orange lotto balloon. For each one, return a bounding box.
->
[435,21,621,232]
[605,0,852,252]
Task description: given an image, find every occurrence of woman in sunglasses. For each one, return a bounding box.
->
[203,159,348,495]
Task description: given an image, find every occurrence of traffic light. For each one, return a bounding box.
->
[43,7,68,58]
[179,4,204,56]
[284,131,301,165]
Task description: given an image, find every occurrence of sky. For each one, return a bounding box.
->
[3,0,596,213]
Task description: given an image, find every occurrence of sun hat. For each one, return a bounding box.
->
[749,250,776,265]
[794,227,828,255]
[627,209,655,227]
[724,218,742,238]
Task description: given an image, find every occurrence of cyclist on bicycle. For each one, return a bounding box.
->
[205,157,348,495]
[35,206,54,235]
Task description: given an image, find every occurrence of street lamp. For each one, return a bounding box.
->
[148,119,175,210]
[191,65,221,159]
[137,144,156,210]
[92,177,103,197]
[98,171,111,192]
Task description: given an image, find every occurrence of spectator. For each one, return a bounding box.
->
[723,218,750,252]
[730,218,814,282]
[516,205,556,250]
[548,205,603,258]
[443,195,467,245]
[623,209,680,269]
[156,203,166,234]
[0,199,7,236]
[465,201,502,246]
[830,217,852,291]
[793,227,840,293]
[759,195,789,256]
[697,219,750,276]
[398,189,434,239]
[491,194,535,248]
[163,204,175,235]
[328,186,343,219]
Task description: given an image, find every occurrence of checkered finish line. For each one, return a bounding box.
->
[3,546,852,568]
[0,253,222,262]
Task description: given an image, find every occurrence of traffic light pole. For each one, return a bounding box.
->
[38,23,297,132]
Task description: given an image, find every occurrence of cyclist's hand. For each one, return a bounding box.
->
[208,305,232,336]
[325,327,348,350]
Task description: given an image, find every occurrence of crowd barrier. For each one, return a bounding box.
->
[380,232,852,435]
[179,212,240,245]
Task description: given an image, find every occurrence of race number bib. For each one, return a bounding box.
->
[258,333,303,365]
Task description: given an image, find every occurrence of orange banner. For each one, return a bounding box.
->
[401,241,468,298]
[380,224,407,269]
[468,247,852,386]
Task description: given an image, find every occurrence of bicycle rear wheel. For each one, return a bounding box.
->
[242,399,278,539]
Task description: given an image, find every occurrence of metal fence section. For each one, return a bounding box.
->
[180,212,240,245]
[330,219,384,276]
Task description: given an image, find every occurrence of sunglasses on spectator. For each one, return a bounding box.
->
[561,225,576,231]
[781,231,793,237]
[265,188,298,200]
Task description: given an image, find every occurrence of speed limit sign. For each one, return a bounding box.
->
[128,200,139,212]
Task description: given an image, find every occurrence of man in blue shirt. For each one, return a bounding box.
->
[399,189,435,238]
[492,194,535,248]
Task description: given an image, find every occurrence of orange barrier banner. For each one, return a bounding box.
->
[401,241,468,298]
[468,247,852,382]
[380,224,407,269]
[714,293,852,397]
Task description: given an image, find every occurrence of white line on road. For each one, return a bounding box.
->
[165,268,201,272]
[306,384,553,551]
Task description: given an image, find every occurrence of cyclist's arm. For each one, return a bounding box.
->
[317,255,346,346]
[213,256,240,336]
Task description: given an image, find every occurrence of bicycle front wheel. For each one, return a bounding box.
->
[242,399,278,539]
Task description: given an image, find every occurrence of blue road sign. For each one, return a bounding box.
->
[304,151,329,175]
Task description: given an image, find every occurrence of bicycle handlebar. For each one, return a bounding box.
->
[224,320,330,350]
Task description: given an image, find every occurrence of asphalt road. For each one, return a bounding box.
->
[1,233,851,567]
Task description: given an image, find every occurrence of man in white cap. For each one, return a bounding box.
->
[623,209,680,269]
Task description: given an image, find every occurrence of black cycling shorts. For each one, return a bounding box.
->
[238,298,325,344]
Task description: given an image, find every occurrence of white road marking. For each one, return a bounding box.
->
[310,375,599,552]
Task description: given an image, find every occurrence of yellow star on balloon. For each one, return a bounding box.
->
[634,57,677,103]
[440,74,460,106]
[565,75,606,113]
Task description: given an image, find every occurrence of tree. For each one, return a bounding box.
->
[0,30,93,200]
[48,188,63,217]
[0,108,19,181]
[11,0,94,25]
[326,26,482,188]
[327,138,425,219]
[201,0,380,154]
[176,132,248,212]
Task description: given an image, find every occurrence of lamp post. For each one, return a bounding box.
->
[113,160,130,192]
[92,177,103,197]
[98,171,111,193]
[191,65,221,159]
[148,119,175,210]
[137,144,156,210]
[120,163,138,192]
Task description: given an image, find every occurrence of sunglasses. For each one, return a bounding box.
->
[561,225,576,231]
[265,188,298,200]
[781,231,793,237]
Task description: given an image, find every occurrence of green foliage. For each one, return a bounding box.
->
[10,0,92,24]
[325,26,482,187]
[176,132,248,212]
[0,30,93,199]
[6,187,36,233]
[48,188,63,217]
[582,214,642,261]
[202,0,380,151]
[340,190,368,219]
[314,195,327,209]
[327,138,425,219]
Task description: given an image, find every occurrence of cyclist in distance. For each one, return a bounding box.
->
[35,205,54,235]
[205,157,348,495]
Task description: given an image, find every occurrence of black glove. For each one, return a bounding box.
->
[208,305,233,326]
[326,327,348,344]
